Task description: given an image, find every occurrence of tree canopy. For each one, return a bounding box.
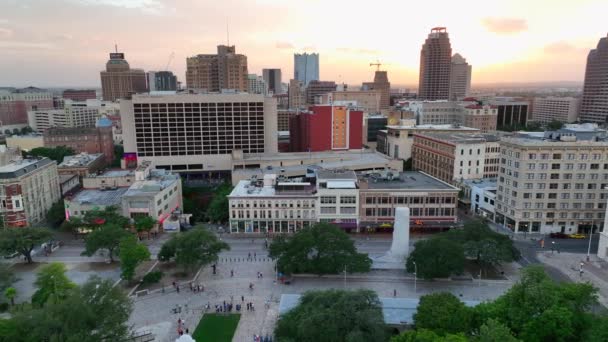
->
[0,263,17,294]
[2,276,132,342]
[31,262,76,307]
[119,235,150,283]
[206,183,233,223]
[406,238,465,279]
[413,293,473,335]
[546,120,564,131]
[46,199,66,228]
[81,223,130,262]
[0,228,53,263]
[134,215,156,232]
[25,146,75,163]
[269,223,372,275]
[275,289,386,342]
[158,226,229,273]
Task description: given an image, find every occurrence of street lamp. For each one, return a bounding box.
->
[413,261,417,293]
[343,265,347,289]
[587,228,593,262]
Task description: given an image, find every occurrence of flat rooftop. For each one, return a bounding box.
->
[463,178,498,190]
[414,132,499,144]
[316,169,357,180]
[230,178,316,198]
[359,171,458,191]
[0,158,54,179]
[386,124,479,131]
[68,187,128,206]
[59,153,104,168]
[123,172,179,197]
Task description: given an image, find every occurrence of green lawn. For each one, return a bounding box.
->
[192,313,240,342]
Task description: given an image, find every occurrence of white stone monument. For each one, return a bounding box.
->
[372,207,411,269]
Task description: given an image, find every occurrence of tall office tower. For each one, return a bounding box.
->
[100,51,147,102]
[288,79,305,109]
[185,45,248,92]
[418,27,452,100]
[147,71,178,91]
[294,53,319,86]
[120,93,277,173]
[247,74,268,95]
[362,70,391,110]
[580,34,608,123]
[449,53,471,100]
[262,69,283,94]
[305,81,337,105]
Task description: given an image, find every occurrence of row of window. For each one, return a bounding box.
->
[364,207,455,217]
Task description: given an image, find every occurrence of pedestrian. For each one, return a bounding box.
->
[251,303,255,311]
[254,252,257,258]
[189,282,193,291]
[248,252,251,260]
[185,329,189,335]
[231,269,234,277]
[197,284,201,292]
[260,273,263,279]
[393,289,396,297]
[176,285,180,293]
[242,295,245,302]
[230,295,233,303]
[172,281,176,288]
[247,302,250,311]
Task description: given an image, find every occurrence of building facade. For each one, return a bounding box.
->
[362,71,391,110]
[57,153,106,180]
[121,166,182,221]
[43,126,114,164]
[449,53,472,101]
[289,105,363,152]
[418,27,452,100]
[463,104,498,132]
[247,74,268,95]
[100,52,147,102]
[405,101,463,125]
[121,93,278,173]
[496,133,608,234]
[147,71,178,91]
[62,89,97,101]
[580,34,608,123]
[305,81,337,105]
[488,98,530,129]
[28,100,100,132]
[0,87,53,127]
[288,79,305,109]
[0,158,61,227]
[262,69,282,95]
[294,53,319,86]
[185,45,248,92]
[532,97,580,124]
[319,90,382,113]
[412,132,500,184]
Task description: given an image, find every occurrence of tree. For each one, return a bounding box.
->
[7,276,132,341]
[134,215,155,233]
[403,158,413,171]
[20,126,33,135]
[269,223,372,275]
[158,226,229,274]
[26,146,75,163]
[523,121,542,132]
[583,315,608,342]
[414,293,473,335]
[81,223,129,262]
[0,263,17,293]
[31,262,76,307]
[119,235,150,283]
[546,120,564,131]
[111,144,124,168]
[392,329,469,342]
[476,319,519,342]
[4,287,16,306]
[60,216,85,235]
[275,289,386,342]
[0,227,53,263]
[46,199,66,228]
[83,206,129,227]
[406,238,465,279]
[206,183,233,223]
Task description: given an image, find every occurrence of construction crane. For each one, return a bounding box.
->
[165,52,175,71]
[369,60,382,71]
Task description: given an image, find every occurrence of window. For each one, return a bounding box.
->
[561,193,570,199]
[535,193,544,199]
[528,164,536,170]
[553,153,562,159]
[320,207,336,214]
[564,173,572,180]
[537,183,546,189]
[320,196,336,204]
[340,196,356,204]
[551,164,560,170]
[591,164,600,170]
[548,193,557,199]
[563,183,571,189]
[340,207,356,214]
[529,153,537,159]
[550,174,559,179]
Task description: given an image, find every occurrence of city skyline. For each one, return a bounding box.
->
[1,0,607,87]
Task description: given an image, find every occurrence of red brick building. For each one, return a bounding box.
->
[62,89,97,101]
[43,126,114,164]
[289,105,363,152]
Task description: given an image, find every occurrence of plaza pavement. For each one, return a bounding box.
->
[128,256,519,342]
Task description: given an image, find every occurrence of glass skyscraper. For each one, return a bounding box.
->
[294,53,319,86]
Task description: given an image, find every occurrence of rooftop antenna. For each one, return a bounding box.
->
[227,23,230,46]
[370,60,382,71]
[114,43,118,53]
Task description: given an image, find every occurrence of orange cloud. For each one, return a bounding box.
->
[481,17,527,34]
[275,41,294,49]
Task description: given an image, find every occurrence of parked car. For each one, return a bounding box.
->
[549,232,569,239]
[569,233,587,239]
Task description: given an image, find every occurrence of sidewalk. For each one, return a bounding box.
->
[537,252,608,307]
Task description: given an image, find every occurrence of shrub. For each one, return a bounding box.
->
[0,302,9,312]
[141,271,163,285]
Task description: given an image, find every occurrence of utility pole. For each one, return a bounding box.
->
[587,228,593,262]
[343,265,347,289]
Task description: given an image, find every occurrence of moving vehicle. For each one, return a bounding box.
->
[549,232,569,239]
[569,233,587,239]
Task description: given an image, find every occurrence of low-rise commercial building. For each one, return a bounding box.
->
[463,104,497,132]
[57,153,106,180]
[121,166,182,221]
[462,178,497,221]
[0,158,61,227]
[316,169,359,230]
[532,97,580,124]
[43,124,114,164]
[5,134,44,151]
[65,187,129,219]
[59,174,80,196]
[83,169,136,189]
[318,90,382,113]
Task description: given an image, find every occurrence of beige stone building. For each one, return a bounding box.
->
[186,45,248,92]
[496,133,608,234]
[319,90,382,113]
[362,71,390,110]
[5,135,44,151]
[531,97,580,124]
[462,104,498,132]
[288,79,305,109]
[100,52,147,102]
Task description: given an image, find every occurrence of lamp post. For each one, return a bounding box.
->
[413,261,417,293]
[343,265,347,289]
[587,228,593,262]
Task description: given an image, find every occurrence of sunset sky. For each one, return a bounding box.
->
[1,0,607,88]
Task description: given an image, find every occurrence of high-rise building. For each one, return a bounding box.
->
[147,71,178,91]
[185,45,248,92]
[362,71,391,110]
[579,34,608,123]
[28,100,100,132]
[449,54,472,101]
[100,52,147,102]
[0,158,61,227]
[262,69,283,94]
[288,79,305,109]
[532,97,580,124]
[0,87,53,128]
[247,74,268,95]
[62,89,97,101]
[120,93,278,173]
[305,80,337,105]
[294,53,319,86]
[418,27,452,100]
[289,105,363,152]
